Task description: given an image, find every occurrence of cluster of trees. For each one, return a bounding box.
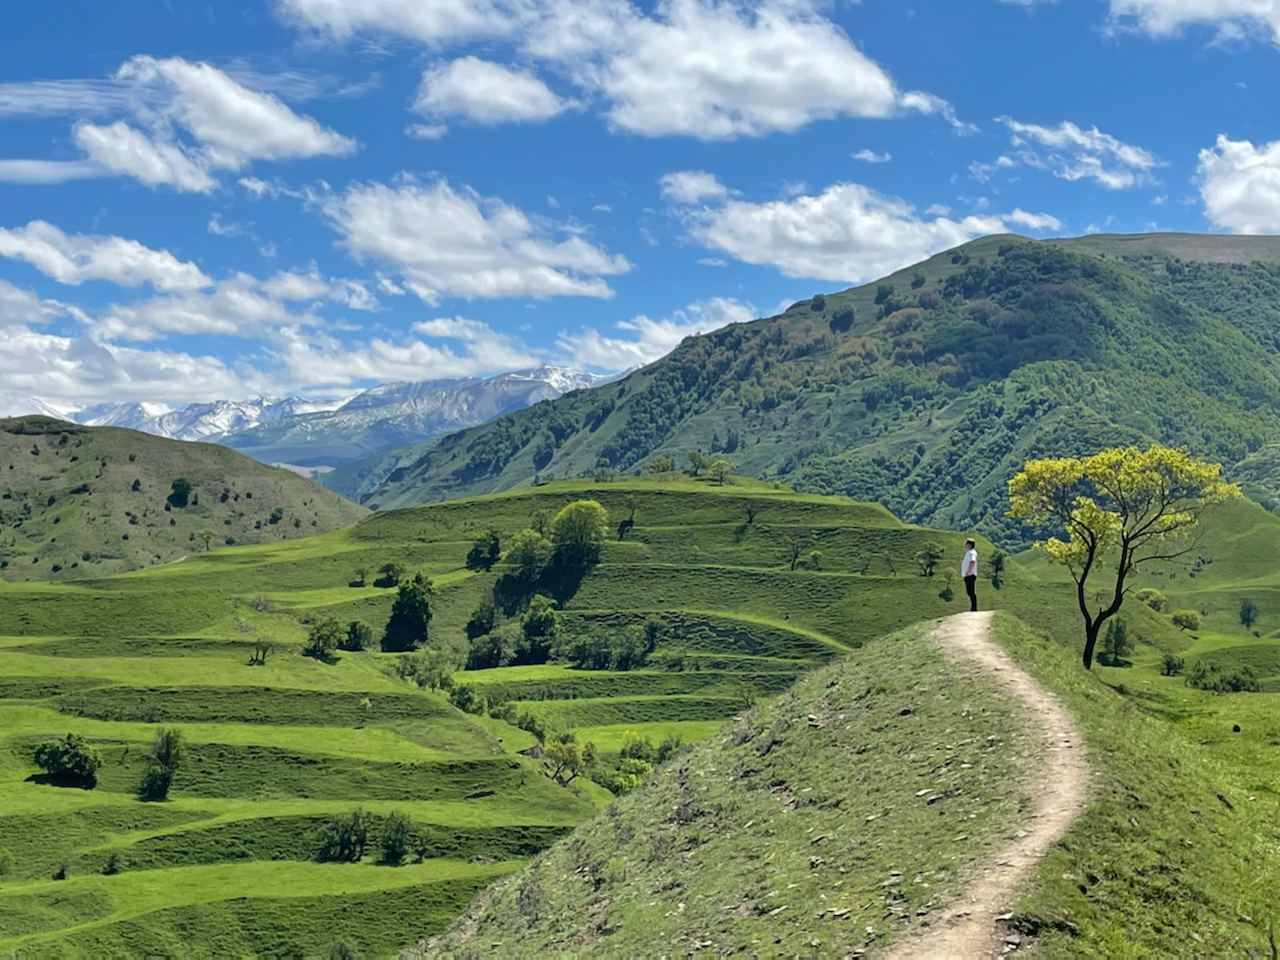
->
[312,809,414,865]
[648,452,732,484]
[302,618,375,662]
[561,623,659,671]
[590,732,683,794]
[31,727,184,800]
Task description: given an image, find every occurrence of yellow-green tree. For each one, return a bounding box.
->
[1008,445,1237,669]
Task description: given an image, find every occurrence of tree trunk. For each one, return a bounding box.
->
[1083,621,1101,670]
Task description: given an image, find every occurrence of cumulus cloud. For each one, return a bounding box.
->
[659,170,729,204]
[1006,208,1065,231]
[0,220,210,291]
[321,178,630,302]
[994,117,1162,189]
[558,296,755,368]
[1198,134,1280,233]
[73,121,217,192]
[677,180,1058,283]
[279,0,966,141]
[414,57,572,125]
[1108,0,1280,42]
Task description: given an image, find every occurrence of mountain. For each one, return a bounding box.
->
[221,365,613,493]
[74,396,347,443]
[0,416,366,580]
[362,234,1280,544]
[0,391,69,419]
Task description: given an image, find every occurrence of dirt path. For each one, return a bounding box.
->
[887,612,1089,960]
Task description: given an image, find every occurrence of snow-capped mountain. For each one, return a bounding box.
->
[74,396,349,442]
[222,365,613,471]
[0,392,70,419]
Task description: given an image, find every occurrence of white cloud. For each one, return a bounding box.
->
[1006,208,1065,231]
[1198,135,1280,233]
[0,278,74,327]
[116,56,355,165]
[559,296,755,369]
[678,180,1059,283]
[279,0,965,141]
[73,121,217,192]
[276,0,526,44]
[207,214,242,237]
[660,170,729,204]
[415,57,571,124]
[0,221,210,292]
[321,178,630,302]
[1108,0,1280,42]
[260,267,381,310]
[994,117,1162,189]
[96,274,313,342]
[853,149,892,163]
[0,159,107,185]
[405,122,448,140]
[413,315,541,368]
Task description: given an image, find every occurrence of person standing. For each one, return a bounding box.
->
[961,538,979,612]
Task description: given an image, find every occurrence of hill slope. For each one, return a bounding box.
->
[365,234,1280,544]
[0,417,366,580]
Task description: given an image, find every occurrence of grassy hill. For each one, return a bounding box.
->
[0,476,1014,957]
[362,234,1280,545]
[0,417,367,581]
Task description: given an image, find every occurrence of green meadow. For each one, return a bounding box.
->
[2,475,1279,957]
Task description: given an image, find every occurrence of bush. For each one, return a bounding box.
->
[1239,598,1259,629]
[102,853,122,876]
[828,306,855,333]
[167,477,192,508]
[137,727,184,801]
[467,628,514,670]
[503,529,553,581]
[379,810,413,865]
[1171,610,1201,632]
[1160,654,1185,677]
[374,562,405,588]
[1186,661,1261,693]
[466,530,501,571]
[560,625,656,671]
[33,733,101,788]
[303,618,344,662]
[1099,619,1133,666]
[465,598,497,640]
[342,621,373,652]
[1137,588,1167,612]
[449,684,487,714]
[328,943,362,960]
[314,810,370,862]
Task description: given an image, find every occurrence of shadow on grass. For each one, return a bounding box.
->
[24,772,97,790]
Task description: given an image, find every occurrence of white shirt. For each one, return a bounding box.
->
[961,549,978,578]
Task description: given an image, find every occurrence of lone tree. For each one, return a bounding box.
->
[138,727,184,801]
[33,733,101,788]
[1240,598,1260,629]
[687,450,708,476]
[1009,445,1237,669]
[551,499,609,565]
[708,459,731,486]
[303,618,344,662]
[915,542,944,577]
[503,528,553,581]
[382,573,434,652]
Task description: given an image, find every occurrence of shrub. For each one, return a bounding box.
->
[449,684,486,714]
[374,562,405,588]
[1099,619,1133,666]
[137,728,184,801]
[167,478,192,508]
[1239,598,1259,629]
[1171,610,1201,632]
[102,853,122,876]
[503,529,553,581]
[828,306,855,333]
[1160,654,1185,677]
[1137,588,1167,612]
[465,598,497,641]
[33,733,101,788]
[379,811,413,865]
[467,628,514,670]
[314,810,370,862]
[342,621,373,652]
[1186,661,1261,693]
[303,618,344,662]
[328,943,362,960]
[466,530,501,571]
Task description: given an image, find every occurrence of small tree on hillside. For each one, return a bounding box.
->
[196,529,215,552]
[545,736,595,786]
[382,574,434,652]
[379,810,413,865]
[687,451,708,476]
[33,733,101,788]
[1172,610,1201,633]
[167,478,193,508]
[647,456,674,474]
[466,530,502,571]
[343,621,373,652]
[138,727,184,801]
[303,618,344,662]
[504,529,553,581]
[551,500,609,565]
[352,565,369,587]
[518,594,558,664]
[1239,598,1260,629]
[915,542,944,577]
[1099,619,1133,666]
[989,550,1007,590]
[314,809,370,862]
[708,459,731,486]
[1009,445,1237,669]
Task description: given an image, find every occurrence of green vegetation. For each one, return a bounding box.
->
[359,236,1280,553]
[0,417,366,581]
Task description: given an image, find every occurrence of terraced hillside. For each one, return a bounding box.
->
[0,416,367,581]
[0,477,1015,957]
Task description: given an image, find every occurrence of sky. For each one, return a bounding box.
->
[3,0,1280,410]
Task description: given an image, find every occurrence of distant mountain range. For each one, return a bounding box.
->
[1,365,614,488]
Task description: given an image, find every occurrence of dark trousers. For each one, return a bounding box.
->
[964,575,978,612]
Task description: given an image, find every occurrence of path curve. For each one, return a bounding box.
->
[887,612,1089,959]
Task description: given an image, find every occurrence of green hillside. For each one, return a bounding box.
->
[0,477,1010,957]
[364,234,1280,544]
[0,417,367,581]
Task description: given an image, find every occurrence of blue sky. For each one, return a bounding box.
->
[3,0,1280,409]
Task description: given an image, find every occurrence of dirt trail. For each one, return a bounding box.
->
[887,612,1089,960]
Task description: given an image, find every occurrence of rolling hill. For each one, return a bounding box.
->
[361,234,1280,545]
[0,416,367,581]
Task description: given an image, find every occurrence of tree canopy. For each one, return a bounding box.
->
[1009,444,1237,668]
[551,500,609,564]
[382,573,434,652]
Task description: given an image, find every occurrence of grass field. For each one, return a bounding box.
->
[0,476,1010,957]
[5,473,1280,957]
